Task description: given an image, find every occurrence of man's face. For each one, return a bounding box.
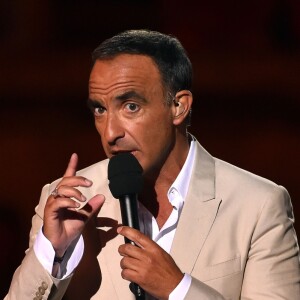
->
[88,54,176,176]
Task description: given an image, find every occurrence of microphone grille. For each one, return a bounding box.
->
[108,153,143,198]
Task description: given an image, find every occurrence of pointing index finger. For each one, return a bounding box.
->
[64,153,78,177]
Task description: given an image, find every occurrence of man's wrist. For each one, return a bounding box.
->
[169,273,192,300]
[33,227,84,279]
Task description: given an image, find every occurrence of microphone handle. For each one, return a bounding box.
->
[119,194,140,244]
[119,194,145,300]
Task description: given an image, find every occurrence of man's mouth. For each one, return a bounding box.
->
[110,150,137,156]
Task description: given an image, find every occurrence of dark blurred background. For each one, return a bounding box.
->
[1,0,299,297]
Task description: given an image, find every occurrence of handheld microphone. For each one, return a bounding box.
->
[108,153,145,299]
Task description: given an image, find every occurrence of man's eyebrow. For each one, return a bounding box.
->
[87,98,102,109]
[86,91,147,109]
[115,91,147,103]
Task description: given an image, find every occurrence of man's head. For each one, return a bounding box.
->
[92,29,193,101]
[89,30,193,178]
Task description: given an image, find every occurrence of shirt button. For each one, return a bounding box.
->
[39,286,45,295]
[41,281,48,290]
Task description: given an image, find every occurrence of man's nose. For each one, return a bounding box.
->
[103,113,125,145]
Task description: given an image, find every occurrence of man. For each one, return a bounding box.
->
[6,29,300,299]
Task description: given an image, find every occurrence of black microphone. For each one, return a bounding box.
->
[108,153,145,300]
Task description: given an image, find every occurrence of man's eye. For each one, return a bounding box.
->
[94,106,106,116]
[125,103,139,112]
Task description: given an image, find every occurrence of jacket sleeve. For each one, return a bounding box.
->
[5,182,73,300]
[240,186,300,299]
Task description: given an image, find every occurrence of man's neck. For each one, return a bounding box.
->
[140,134,190,229]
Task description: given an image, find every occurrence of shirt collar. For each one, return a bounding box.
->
[167,137,196,207]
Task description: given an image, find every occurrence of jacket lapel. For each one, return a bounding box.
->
[170,142,222,273]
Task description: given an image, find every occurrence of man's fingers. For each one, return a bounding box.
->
[64,153,78,177]
[49,194,105,218]
[77,194,105,213]
[86,194,105,211]
[49,197,81,211]
[117,226,152,249]
[55,176,93,192]
[52,185,87,202]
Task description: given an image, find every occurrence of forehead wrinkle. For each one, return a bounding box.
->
[89,79,146,98]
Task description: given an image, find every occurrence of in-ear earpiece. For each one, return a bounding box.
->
[174,101,184,117]
[173,100,182,107]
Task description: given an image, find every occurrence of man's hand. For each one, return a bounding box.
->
[118,226,184,300]
[43,153,105,257]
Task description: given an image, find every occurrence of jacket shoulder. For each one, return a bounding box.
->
[214,157,284,195]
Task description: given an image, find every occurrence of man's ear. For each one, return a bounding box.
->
[172,90,193,125]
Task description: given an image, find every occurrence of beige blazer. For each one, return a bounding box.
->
[6,141,300,299]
